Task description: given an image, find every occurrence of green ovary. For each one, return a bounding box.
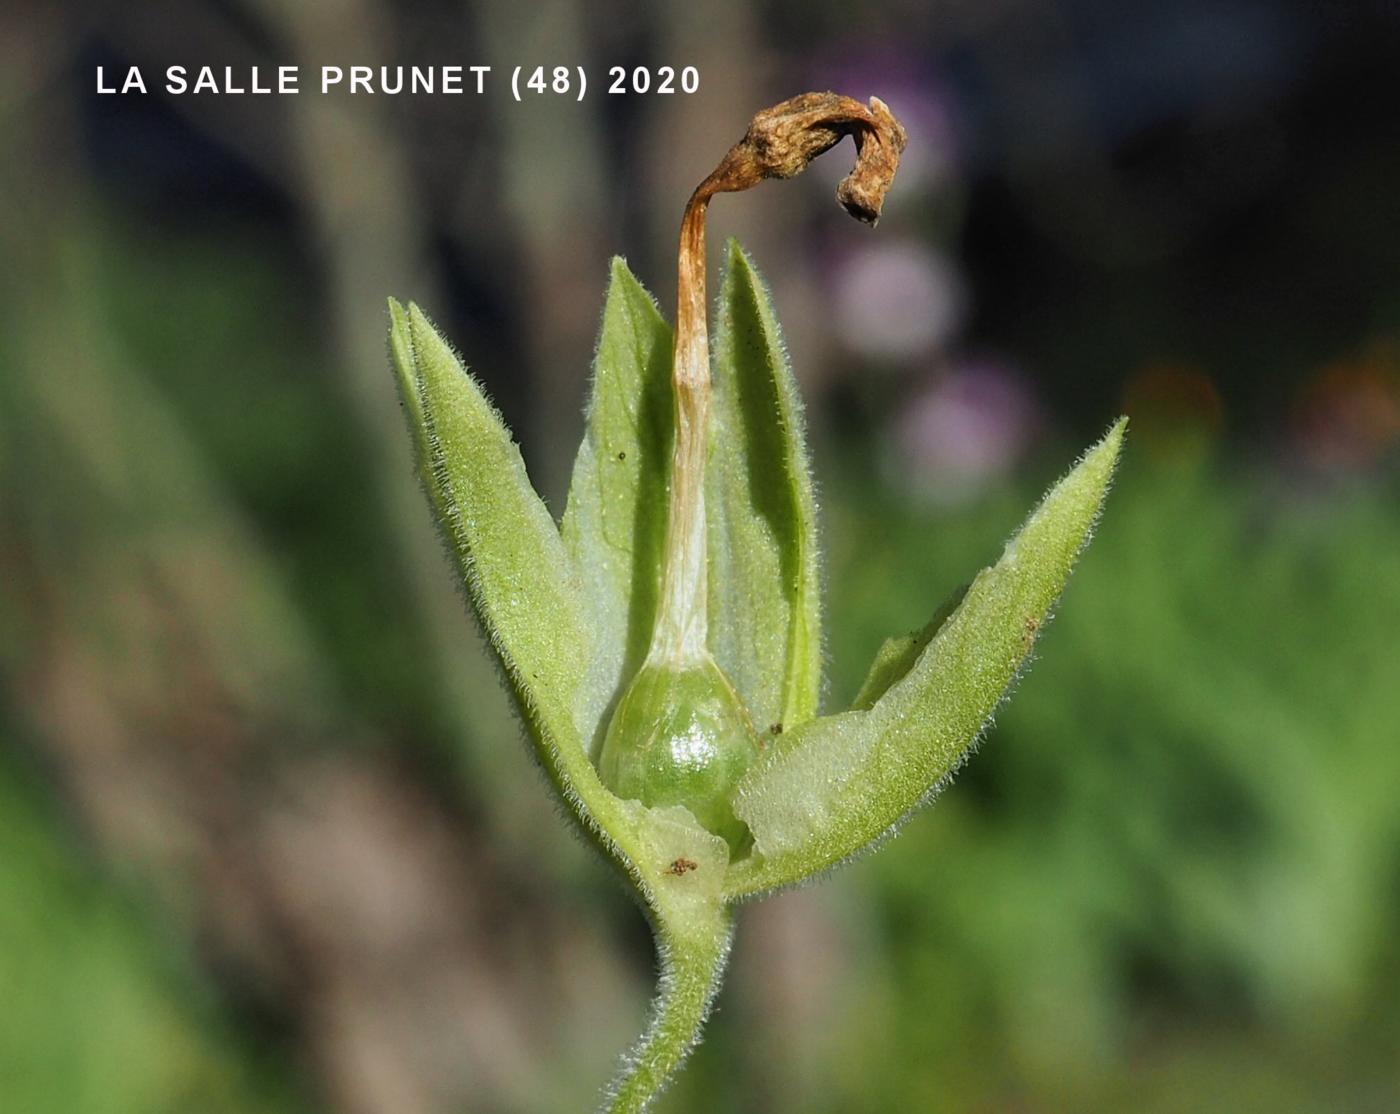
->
[598,658,761,851]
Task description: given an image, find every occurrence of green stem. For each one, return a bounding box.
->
[604,906,734,1113]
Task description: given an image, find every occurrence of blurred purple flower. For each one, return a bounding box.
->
[831,239,966,363]
[887,358,1041,506]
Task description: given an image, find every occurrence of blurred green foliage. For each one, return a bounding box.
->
[0,758,296,1114]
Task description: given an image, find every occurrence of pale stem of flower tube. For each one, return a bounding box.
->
[645,92,908,669]
[645,187,714,667]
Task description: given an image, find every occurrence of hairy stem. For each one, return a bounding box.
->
[604,907,734,1114]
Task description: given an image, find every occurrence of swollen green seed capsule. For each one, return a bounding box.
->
[598,657,761,851]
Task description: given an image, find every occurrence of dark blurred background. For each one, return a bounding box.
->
[3,2,1399,1111]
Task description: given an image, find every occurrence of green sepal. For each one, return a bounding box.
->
[388,298,732,918]
[849,585,967,710]
[388,302,606,869]
[725,419,1127,900]
[560,260,675,753]
[707,241,824,732]
[390,299,595,750]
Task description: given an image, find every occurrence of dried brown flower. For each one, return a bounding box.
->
[696,91,908,223]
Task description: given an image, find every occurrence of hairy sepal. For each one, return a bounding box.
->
[389,299,728,902]
[725,420,1127,900]
[707,241,823,732]
[561,262,675,753]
